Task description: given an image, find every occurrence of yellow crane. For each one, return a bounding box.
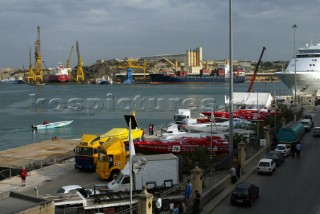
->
[76,41,85,82]
[199,59,209,70]
[34,26,43,83]
[66,45,74,75]
[27,47,35,82]
[118,58,147,79]
[162,56,178,73]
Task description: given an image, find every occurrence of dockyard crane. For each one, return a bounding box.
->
[66,45,74,75]
[42,60,48,70]
[118,58,147,80]
[34,26,43,83]
[247,46,266,92]
[162,56,179,73]
[199,59,209,70]
[76,41,85,82]
[27,47,35,82]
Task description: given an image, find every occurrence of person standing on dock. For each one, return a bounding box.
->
[20,167,27,187]
[148,123,152,135]
[151,123,154,135]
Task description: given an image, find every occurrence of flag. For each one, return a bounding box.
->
[129,118,136,156]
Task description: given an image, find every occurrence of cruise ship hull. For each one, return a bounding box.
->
[275,42,320,96]
[149,74,246,84]
[275,71,320,96]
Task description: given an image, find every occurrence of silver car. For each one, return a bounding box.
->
[275,144,291,157]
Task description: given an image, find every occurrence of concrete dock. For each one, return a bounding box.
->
[0,138,80,169]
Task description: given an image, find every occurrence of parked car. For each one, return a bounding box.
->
[300,118,313,132]
[303,114,313,122]
[230,182,259,206]
[56,185,100,197]
[312,127,320,137]
[275,144,291,157]
[257,158,276,175]
[265,151,285,167]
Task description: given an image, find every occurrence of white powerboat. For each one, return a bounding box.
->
[32,120,73,130]
[275,42,320,96]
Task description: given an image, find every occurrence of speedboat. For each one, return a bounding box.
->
[32,120,73,130]
[275,42,320,96]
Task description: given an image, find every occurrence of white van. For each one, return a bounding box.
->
[257,158,276,175]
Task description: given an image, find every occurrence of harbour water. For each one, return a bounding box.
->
[0,82,291,151]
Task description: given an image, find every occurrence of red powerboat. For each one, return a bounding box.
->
[133,136,229,155]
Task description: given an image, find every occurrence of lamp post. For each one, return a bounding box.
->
[210,106,214,159]
[292,24,298,105]
[228,0,234,167]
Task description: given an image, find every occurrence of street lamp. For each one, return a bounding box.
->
[210,106,214,159]
[292,24,298,105]
[228,0,234,167]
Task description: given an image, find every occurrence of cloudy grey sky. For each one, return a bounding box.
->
[1,0,319,69]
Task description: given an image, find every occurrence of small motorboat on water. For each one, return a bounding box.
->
[32,120,73,130]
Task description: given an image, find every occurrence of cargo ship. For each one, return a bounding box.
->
[149,68,246,84]
[45,64,71,83]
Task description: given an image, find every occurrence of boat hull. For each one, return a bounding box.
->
[46,75,71,83]
[134,137,229,155]
[33,120,73,130]
[149,74,246,84]
[275,71,320,96]
[275,42,320,96]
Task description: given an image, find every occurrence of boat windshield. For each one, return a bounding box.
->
[76,146,93,156]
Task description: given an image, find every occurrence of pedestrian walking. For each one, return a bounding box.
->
[193,190,201,214]
[291,143,295,158]
[272,134,278,150]
[296,141,301,158]
[169,201,174,213]
[184,180,192,204]
[155,194,162,214]
[230,165,238,184]
[20,167,27,186]
[234,159,241,179]
[172,203,179,214]
[181,201,187,214]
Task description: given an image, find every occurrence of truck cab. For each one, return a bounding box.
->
[75,134,101,170]
[95,137,130,180]
[174,109,191,124]
[75,113,143,171]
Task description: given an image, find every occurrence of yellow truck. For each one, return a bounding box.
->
[74,113,144,171]
[95,114,144,180]
[95,137,129,180]
[75,134,101,170]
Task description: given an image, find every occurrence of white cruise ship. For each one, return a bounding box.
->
[275,42,320,96]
